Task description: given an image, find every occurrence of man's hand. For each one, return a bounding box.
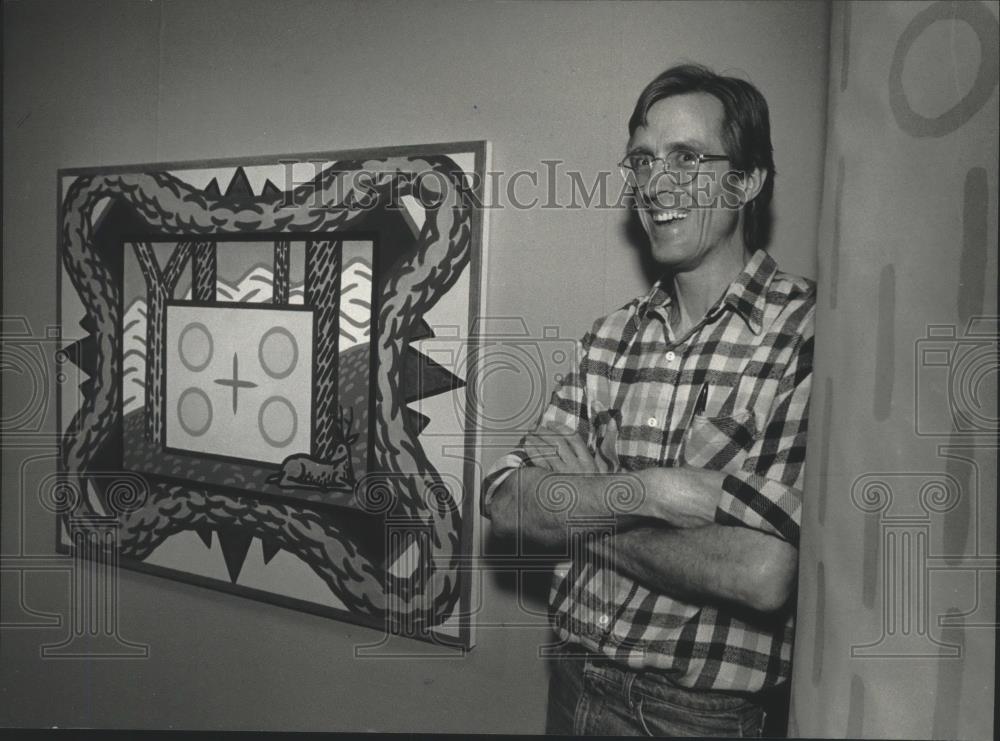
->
[521,423,609,474]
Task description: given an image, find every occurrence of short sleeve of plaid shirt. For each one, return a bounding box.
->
[715,311,813,547]
[480,326,597,513]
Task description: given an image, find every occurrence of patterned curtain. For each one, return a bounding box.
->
[789,2,998,738]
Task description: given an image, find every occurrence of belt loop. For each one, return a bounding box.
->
[623,670,637,710]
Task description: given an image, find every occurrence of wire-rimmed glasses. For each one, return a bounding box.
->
[618,147,730,186]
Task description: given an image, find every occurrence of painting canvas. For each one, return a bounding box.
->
[56,142,490,647]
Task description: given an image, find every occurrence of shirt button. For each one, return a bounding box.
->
[646,417,657,427]
[665,351,676,362]
[598,614,610,626]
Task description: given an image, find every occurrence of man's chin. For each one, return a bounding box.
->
[642,224,683,254]
[648,241,692,270]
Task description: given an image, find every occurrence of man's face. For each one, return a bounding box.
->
[626,92,750,272]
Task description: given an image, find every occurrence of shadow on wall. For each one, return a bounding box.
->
[483,529,554,607]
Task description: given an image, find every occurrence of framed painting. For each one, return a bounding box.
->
[55,141,490,648]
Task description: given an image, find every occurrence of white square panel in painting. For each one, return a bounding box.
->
[165,304,314,464]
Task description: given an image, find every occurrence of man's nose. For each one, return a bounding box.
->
[643,171,685,208]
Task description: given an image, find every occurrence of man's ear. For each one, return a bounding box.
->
[738,166,767,206]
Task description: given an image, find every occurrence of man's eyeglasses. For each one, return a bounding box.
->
[618,148,730,186]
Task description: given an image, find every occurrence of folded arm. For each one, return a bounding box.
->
[483,317,811,615]
[485,459,796,613]
[484,427,727,543]
[592,522,797,613]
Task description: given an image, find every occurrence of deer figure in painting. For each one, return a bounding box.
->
[267,406,359,492]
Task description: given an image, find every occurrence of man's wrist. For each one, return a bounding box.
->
[633,466,724,527]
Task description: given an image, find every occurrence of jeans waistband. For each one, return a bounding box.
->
[560,642,768,712]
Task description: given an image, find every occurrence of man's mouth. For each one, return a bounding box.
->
[649,209,689,224]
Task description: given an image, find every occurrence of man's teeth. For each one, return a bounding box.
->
[650,210,688,224]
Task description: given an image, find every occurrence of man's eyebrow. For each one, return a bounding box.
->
[625,138,716,155]
[671,138,712,150]
[625,145,653,156]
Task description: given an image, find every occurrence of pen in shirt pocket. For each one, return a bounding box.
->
[693,382,709,417]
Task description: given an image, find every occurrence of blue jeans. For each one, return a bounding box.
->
[545,647,768,737]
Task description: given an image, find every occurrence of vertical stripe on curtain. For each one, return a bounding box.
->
[790,1,998,739]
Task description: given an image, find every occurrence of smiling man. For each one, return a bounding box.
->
[482,64,815,737]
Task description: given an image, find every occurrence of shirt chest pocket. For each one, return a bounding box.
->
[679,409,759,474]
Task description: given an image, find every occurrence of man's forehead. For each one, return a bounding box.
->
[627,92,726,150]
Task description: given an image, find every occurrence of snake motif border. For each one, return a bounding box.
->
[57,146,485,645]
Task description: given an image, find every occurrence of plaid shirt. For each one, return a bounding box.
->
[483,250,815,693]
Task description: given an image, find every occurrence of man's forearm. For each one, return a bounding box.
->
[486,467,635,547]
[485,465,726,546]
[485,456,797,612]
[593,523,798,613]
[634,465,727,526]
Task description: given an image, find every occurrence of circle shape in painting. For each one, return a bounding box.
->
[258,395,298,448]
[258,326,299,380]
[177,387,213,437]
[178,322,214,372]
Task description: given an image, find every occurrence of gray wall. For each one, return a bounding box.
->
[2,0,828,732]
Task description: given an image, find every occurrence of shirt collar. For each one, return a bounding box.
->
[717,249,777,334]
[634,279,672,321]
[634,250,778,335]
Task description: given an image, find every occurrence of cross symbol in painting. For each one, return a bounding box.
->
[213,352,258,414]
